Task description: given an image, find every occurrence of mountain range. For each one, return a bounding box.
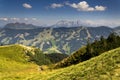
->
[4,22,40,29]
[52,20,87,27]
[0,22,119,54]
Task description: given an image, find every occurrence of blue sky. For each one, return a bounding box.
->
[0,0,120,27]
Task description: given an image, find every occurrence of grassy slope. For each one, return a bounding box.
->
[1,45,120,80]
[27,47,120,80]
[45,47,120,80]
[0,44,39,79]
[0,45,34,71]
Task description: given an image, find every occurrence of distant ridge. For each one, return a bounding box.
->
[4,22,40,29]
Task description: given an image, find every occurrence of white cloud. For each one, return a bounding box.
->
[66,1,106,11]
[10,18,20,21]
[32,18,37,21]
[24,18,28,21]
[95,6,106,11]
[51,3,64,8]
[23,3,32,9]
[0,17,44,27]
[82,19,120,27]
[0,18,8,21]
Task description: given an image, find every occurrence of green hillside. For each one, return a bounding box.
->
[46,47,120,80]
[0,44,51,72]
[1,45,120,80]
[31,47,120,80]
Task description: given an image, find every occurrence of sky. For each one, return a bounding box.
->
[0,0,120,27]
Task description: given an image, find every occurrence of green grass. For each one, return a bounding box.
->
[46,47,120,80]
[0,45,38,73]
[0,45,120,80]
[0,45,28,62]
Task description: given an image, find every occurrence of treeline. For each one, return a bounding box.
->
[0,43,4,46]
[26,49,68,65]
[54,33,120,68]
[45,53,68,63]
[84,33,120,60]
[26,48,52,65]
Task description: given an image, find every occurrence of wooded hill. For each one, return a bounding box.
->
[54,33,120,68]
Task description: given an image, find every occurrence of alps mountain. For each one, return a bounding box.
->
[0,23,114,55]
[4,22,40,29]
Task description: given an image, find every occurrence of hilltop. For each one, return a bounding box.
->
[0,44,51,72]
[0,44,67,72]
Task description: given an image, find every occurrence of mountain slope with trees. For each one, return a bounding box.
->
[54,33,120,68]
[45,47,120,80]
